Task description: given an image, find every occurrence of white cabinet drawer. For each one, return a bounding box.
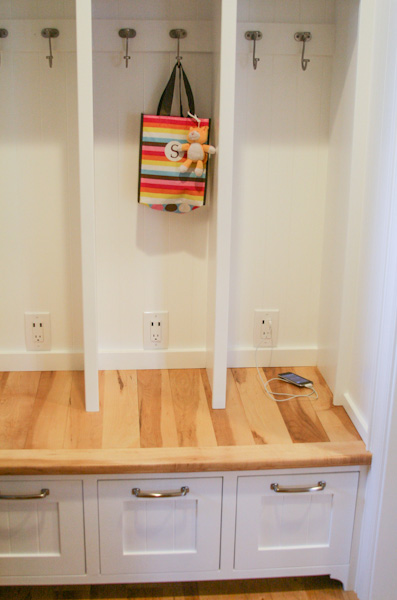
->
[234,472,359,571]
[98,477,222,575]
[0,480,85,577]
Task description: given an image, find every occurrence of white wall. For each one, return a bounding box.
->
[0,0,83,368]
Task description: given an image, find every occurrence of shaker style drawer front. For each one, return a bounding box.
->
[98,477,222,575]
[0,480,85,577]
[234,472,359,571]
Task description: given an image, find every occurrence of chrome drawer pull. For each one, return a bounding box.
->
[132,486,189,498]
[271,481,326,494]
[0,488,50,500]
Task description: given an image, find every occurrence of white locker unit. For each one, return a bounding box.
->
[0,480,85,577]
[3,0,396,594]
[98,477,223,575]
[0,1,387,431]
[234,472,359,571]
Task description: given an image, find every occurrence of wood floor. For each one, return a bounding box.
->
[0,367,361,450]
[0,577,359,599]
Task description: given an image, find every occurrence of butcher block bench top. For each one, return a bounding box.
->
[0,367,371,475]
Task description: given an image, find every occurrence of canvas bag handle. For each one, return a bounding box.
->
[156,62,195,117]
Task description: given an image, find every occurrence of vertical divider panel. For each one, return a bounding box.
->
[206,0,238,409]
[75,0,99,412]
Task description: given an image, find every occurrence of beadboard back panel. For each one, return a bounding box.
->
[0,7,83,360]
[0,0,75,19]
[0,0,367,393]
[237,0,336,25]
[229,16,334,362]
[92,15,214,355]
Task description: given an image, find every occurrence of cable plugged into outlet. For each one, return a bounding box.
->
[254,309,279,347]
[143,311,169,349]
[260,318,272,340]
[25,312,51,351]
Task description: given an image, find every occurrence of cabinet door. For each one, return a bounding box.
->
[98,477,222,574]
[234,472,359,570]
[0,480,85,577]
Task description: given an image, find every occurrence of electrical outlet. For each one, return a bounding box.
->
[254,309,279,347]
[25,312,51,351]
[143,311,169,349]
[150,319,162,343]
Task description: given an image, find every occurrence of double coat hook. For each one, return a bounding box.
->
[41,28,59,68]
[119,28,136,68]
[294,32,312,71]
[245,31,263,70]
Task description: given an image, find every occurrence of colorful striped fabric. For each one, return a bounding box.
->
[138,114,210,213]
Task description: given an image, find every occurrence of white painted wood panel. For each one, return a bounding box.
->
[91,0,216,21]
[0,9,83,361]
[1,501,59,556]
[237,0,336,24]
[0,480,85,576]
[122,498,197,554]
[235,23,335,56]
[92,16,214,357]
[205,0,237,408]
[0,0,75,20]
[98,477,222,574]
[230,23,332,360]
[76,0,99,410]
[234,472,358,570]
[92,20,215,53]
[318,0,360,394]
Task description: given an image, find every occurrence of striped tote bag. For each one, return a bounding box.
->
[138,63,211,214]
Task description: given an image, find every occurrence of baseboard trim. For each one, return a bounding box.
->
[341,391,369,444]
[98,350,207,370]
[0,346,318,372]
[0,352,84,371]
[100,347,318,369]
[228,346,318,368]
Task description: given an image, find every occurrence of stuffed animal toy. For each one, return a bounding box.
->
[175,125,216,177]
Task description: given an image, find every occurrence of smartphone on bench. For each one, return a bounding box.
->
[278,372,313,388]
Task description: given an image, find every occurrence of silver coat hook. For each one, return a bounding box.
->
[170,29,187,67]
[119,28,136,69]
[245,31,263,70]
[0,29,7,67]
[294,32,312,71]
[41,28,59,68]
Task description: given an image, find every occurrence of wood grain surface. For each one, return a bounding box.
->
[0,576,359,599]
[0,367,371,474]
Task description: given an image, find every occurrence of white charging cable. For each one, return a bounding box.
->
[260,377,318,402]
[254,321,318,402]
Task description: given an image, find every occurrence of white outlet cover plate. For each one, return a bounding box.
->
[143,311,169,350]
[253,309,279,348]
[24,312,51,351]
